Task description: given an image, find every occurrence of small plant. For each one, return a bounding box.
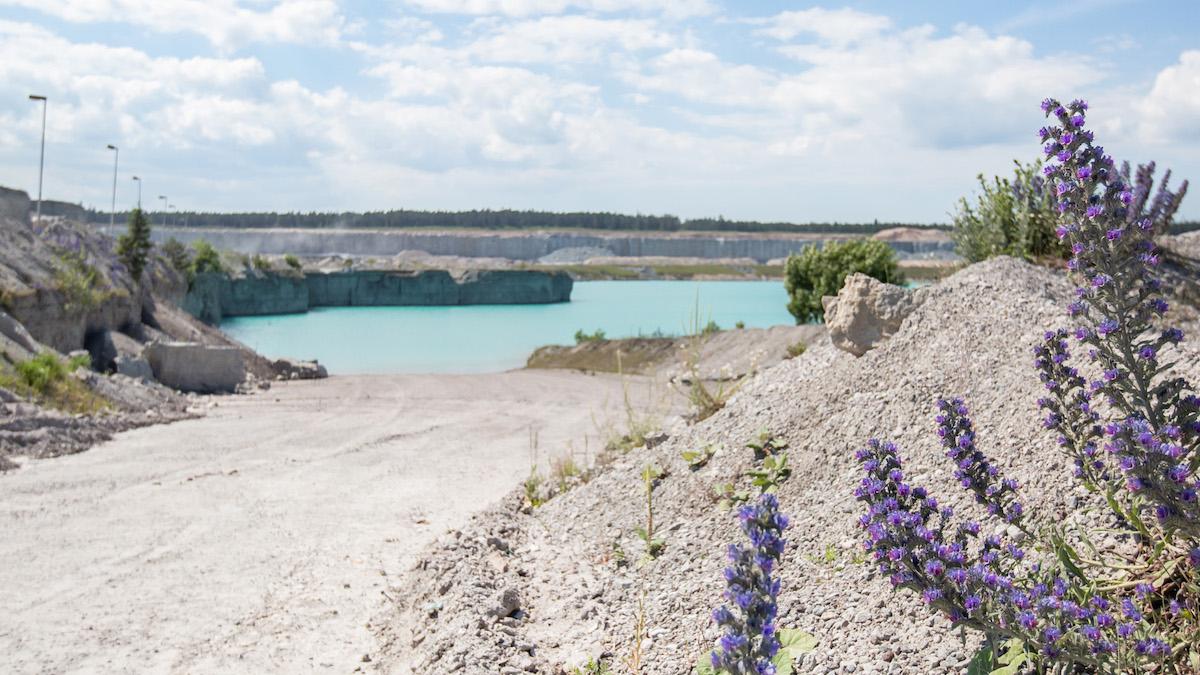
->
[53,252,103,313]
[785,341,807,359]
[701,319,721,336]
[698,494,816,675]
[190,239,225,275]
[746,429,789,461]
[635,464,666,559]
[715,482,752,510]
[748,454,791,494]
[284,254,302,270]
[735,320,745,329]
[784,239,902,323]
[574,328,607,344]
[624,591,648,674]
[551,454,584,492]
[677,297,742,421]
[116,208,152,282]
[682,443,718,470]
[523,470,546,508]
[252,254,271,271]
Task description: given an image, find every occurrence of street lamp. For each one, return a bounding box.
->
[168,204,176,227]
[28,94,47,222]
[158,195,168,227]
[131,175,142,209]
[106,144,118,234]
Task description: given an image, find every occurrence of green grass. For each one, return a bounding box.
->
[0,352,109,414]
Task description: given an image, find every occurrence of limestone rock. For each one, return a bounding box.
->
[822,274,921,357]
[144,341,245,393]
[272,357,329,380]
[0,310,41,357]
[114,355,155,382]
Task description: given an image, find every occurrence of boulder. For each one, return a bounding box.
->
[822,274,921,357]
[144,341,245,393]
[272,357,328,380]
[114,355,155,382]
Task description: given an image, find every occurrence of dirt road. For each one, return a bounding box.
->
[0,371,666,674]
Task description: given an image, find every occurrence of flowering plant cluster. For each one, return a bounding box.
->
[855,98,1198,672]
[701,494,815,675]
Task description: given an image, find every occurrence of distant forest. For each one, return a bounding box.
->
[85,207,1200,235]
[87,208,947,234]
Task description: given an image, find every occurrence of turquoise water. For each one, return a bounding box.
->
[220,280,793,374]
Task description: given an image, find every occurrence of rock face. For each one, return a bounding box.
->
[143,342,245,393]
[182,269,574,324]
[822,274,922,356]
[152,226,957,263]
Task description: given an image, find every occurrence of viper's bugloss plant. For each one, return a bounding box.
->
[707,493,789,674]
[855,98,1198,673]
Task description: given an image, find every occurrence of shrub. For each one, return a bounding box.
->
[190,239,225,275]
[950,159,1062,263]
[160,238,192,276]
[116,208,152,282]
[785,342,806,359]
[854,98,1196,673]
[1,352,106,414]
[574,328,607,344]
[252,254,271,271]
[53,253,102,313]
[284,254,302,270]
[784,240,902,323]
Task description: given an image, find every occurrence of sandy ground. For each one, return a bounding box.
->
[0,371,670,674]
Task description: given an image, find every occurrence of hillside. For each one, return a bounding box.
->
[375,253,1200,674]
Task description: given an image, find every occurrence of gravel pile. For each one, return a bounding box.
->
[376,256,1200,674]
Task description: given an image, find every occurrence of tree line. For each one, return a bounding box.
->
[85,207,953,234]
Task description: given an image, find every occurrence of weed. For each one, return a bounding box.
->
[623,590,647,674]
[1,352,108,414]
[574,328,607,344]
[681,443,718,470]
[748,454,791,494]
[746,429,789,461]
[735,320,745,329]
[785,341,807,359]
[252,254,271,271]
[570,657,611,675]
[714,482,751,510]
[635,464,666,559]
[53,253,103,313]
[675,296,742,421]
[284,254,302,270]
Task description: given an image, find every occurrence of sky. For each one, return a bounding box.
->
[0,0,1196,222]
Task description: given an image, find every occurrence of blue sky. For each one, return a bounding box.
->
[0,0,1196,222]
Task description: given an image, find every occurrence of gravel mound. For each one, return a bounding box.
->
[375,256,1200,674]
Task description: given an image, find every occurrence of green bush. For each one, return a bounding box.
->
[784,239,902,323]
[785,341,807,359]
[15,352,88,392]
[950,159,1063,263]
[190,239,225,275]
[116,208,152,282]
[700,320,720,336]
[53,253,102,313]
[284,254,302,270]
[160,238,191,276]
[252,254,271,271]
[574,328,607,344]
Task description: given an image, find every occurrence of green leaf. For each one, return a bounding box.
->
[965,645,993,675]
[1051,533,1087,583]
[776,628,818,667]
[695,653,717,675]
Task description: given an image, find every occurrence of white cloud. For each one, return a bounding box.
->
[400,0,714,19]
[755,8,891,45]
[465,15,676,63]
[1138,50,1200,143]
[0,0,345,51]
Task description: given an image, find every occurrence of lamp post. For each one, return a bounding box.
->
[158,195,168,227]
[131,175,141,209]
[168,204,176,227]
[106,144,118,235]
[28,94,47,222]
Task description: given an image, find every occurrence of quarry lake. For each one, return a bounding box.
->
[220,280,792,373]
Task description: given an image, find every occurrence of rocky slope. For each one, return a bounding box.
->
[374,256,1200,674]
[0,186,285,469]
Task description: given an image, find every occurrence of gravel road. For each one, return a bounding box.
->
[0,371,666,674]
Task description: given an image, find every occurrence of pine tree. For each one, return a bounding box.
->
[117,208,152,282]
